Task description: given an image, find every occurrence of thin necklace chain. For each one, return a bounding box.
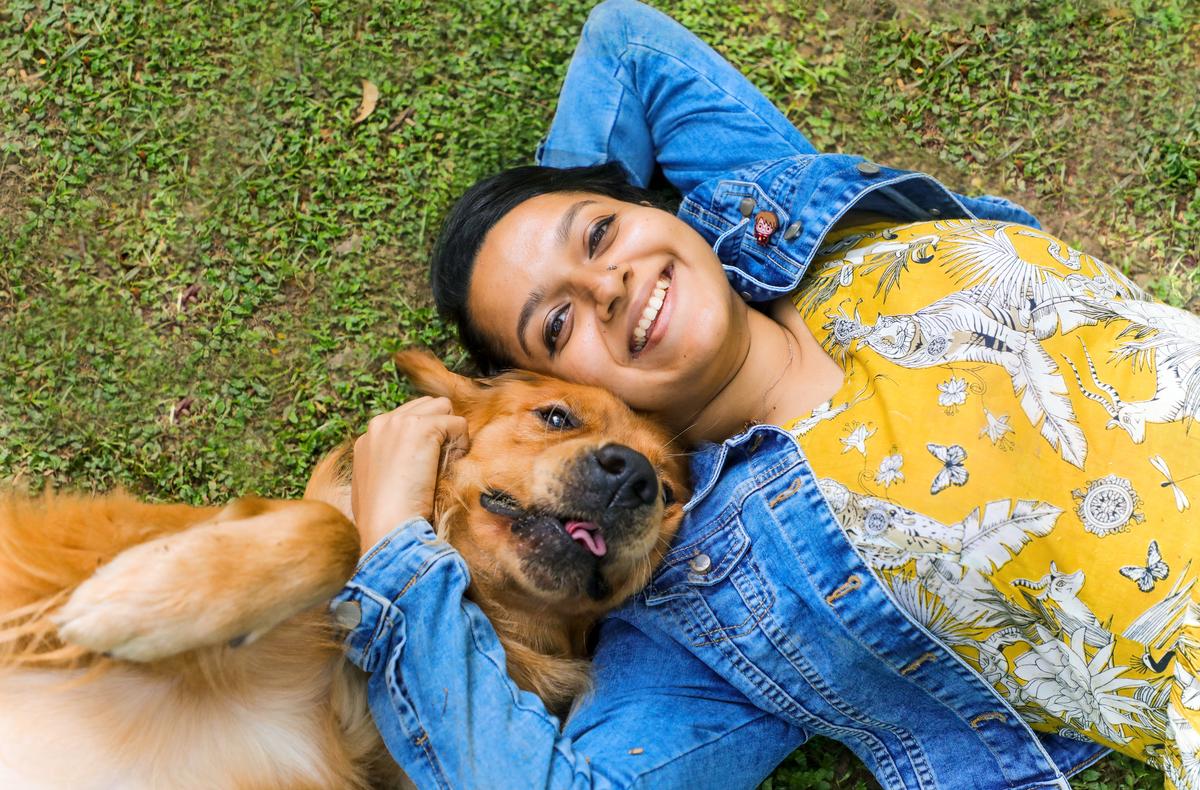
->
[748,322,795,429]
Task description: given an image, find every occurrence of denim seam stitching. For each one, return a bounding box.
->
[690,553,775,646]
[677,200,722,232]
[384,639,453,789]
[768,622,935,788]
[702,623,900,784]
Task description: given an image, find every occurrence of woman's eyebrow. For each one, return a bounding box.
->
[516,288,544,358]
[556,199,597,247]
[512,199,598,356]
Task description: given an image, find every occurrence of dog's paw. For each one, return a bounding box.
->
[52,539,213,662]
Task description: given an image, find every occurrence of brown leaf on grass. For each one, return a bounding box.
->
[386,107,416,132]
[169,397,195,425]
[352,79,379,125]
[334,233,362,255]
[179,283,202,309]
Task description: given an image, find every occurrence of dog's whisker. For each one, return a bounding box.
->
[661,418,700,449]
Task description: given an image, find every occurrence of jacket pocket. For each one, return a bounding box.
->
[712,180,802,284]
[643,509,774,647]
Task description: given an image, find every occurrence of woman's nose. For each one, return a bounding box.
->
[580,264,629,322]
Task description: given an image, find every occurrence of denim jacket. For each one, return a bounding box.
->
[331,155,1111,789]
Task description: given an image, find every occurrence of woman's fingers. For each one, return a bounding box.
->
[350,398,470,555]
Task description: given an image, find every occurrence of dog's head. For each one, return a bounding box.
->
[394,351,688,621]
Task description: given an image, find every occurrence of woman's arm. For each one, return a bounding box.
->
[341,401,803,787]
[334,521,806,789]
[538,0,817,195]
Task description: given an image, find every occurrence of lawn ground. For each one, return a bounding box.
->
[1,0,1197,786]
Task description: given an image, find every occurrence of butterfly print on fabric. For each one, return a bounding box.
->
[927,443,969,495]
[1120,540,1170,593]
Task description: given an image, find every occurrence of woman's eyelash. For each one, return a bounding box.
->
[544,214,613,356]
[544,305,568,355]
[587,214,615,256]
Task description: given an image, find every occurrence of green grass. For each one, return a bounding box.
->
[1,0,1197,786]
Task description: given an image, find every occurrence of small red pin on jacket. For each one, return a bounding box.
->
[753,211,778,246]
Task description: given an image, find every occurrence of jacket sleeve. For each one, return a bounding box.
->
[537,0,818,195]
[333,519,807,789]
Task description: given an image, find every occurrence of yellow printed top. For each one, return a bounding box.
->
[785,219,1200,782]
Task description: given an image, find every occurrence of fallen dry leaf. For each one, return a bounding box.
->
[352,79,379,125]
[178,283,202,310]
[387,107,416,132]
[334,233,362,255]
[168,396,195,425]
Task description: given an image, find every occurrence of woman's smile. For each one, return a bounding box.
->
[629,265,672,357]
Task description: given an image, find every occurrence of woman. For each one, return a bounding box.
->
[342,1,1200,787]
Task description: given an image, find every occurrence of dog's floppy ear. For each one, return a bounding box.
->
[393,351,481,408]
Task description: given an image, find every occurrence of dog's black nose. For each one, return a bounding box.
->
[590,444,658,509]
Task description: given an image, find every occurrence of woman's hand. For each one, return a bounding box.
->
[350,397,469,555]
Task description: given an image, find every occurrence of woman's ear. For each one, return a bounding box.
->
[393,351,481,412]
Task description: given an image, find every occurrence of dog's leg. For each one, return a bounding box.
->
[52,497,358,662]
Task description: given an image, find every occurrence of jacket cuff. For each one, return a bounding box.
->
[330,518,462,673]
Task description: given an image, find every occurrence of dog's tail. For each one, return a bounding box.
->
[305,442,354,522]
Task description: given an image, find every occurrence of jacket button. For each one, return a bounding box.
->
[856,161,881,176]
[738,197,756,217]
[333,600,362,629]
[783,221,802,241]
[689,553,713,574]
[928,207,941,216]
[739,290,752,301]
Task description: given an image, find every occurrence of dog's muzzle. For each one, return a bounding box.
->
[585,444,659,510]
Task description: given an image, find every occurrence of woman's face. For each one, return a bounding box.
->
[467,192,748,418]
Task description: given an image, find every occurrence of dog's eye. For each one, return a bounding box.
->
[480,490,524,518]
[535,405,579,430]
[661,481,676,507]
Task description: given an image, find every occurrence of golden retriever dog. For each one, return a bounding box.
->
[0,351,687,789]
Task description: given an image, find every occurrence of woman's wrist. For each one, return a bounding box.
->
[357,513,427,557]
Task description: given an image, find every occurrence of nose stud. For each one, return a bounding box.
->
[607,264,617,271]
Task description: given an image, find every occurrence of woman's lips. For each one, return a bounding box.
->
[630,266,674,357]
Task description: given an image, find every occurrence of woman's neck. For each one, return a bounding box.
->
[677,298,846,445]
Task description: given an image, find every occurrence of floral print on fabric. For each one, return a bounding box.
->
[787,220,1200,779]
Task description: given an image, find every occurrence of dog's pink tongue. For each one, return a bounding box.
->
[565,521,607,557]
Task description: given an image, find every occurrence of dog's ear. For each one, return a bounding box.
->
[393,351,481,408]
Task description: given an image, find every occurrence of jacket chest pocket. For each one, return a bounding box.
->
[643,512,774,648]
[708,177,807,290]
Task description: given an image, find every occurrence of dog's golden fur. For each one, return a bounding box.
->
[0,352,686,788]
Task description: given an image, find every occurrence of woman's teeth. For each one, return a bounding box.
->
[632,275,671,353]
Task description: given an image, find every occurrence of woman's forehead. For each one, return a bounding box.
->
[481,191,607,269]
[466,194,562,355]
[470,192,605,324]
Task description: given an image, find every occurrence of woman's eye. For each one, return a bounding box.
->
[535,405,580,430]
[544,306,568,353]
[588,214,614,257]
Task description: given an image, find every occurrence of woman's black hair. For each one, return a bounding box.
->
[430,162,663,375]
